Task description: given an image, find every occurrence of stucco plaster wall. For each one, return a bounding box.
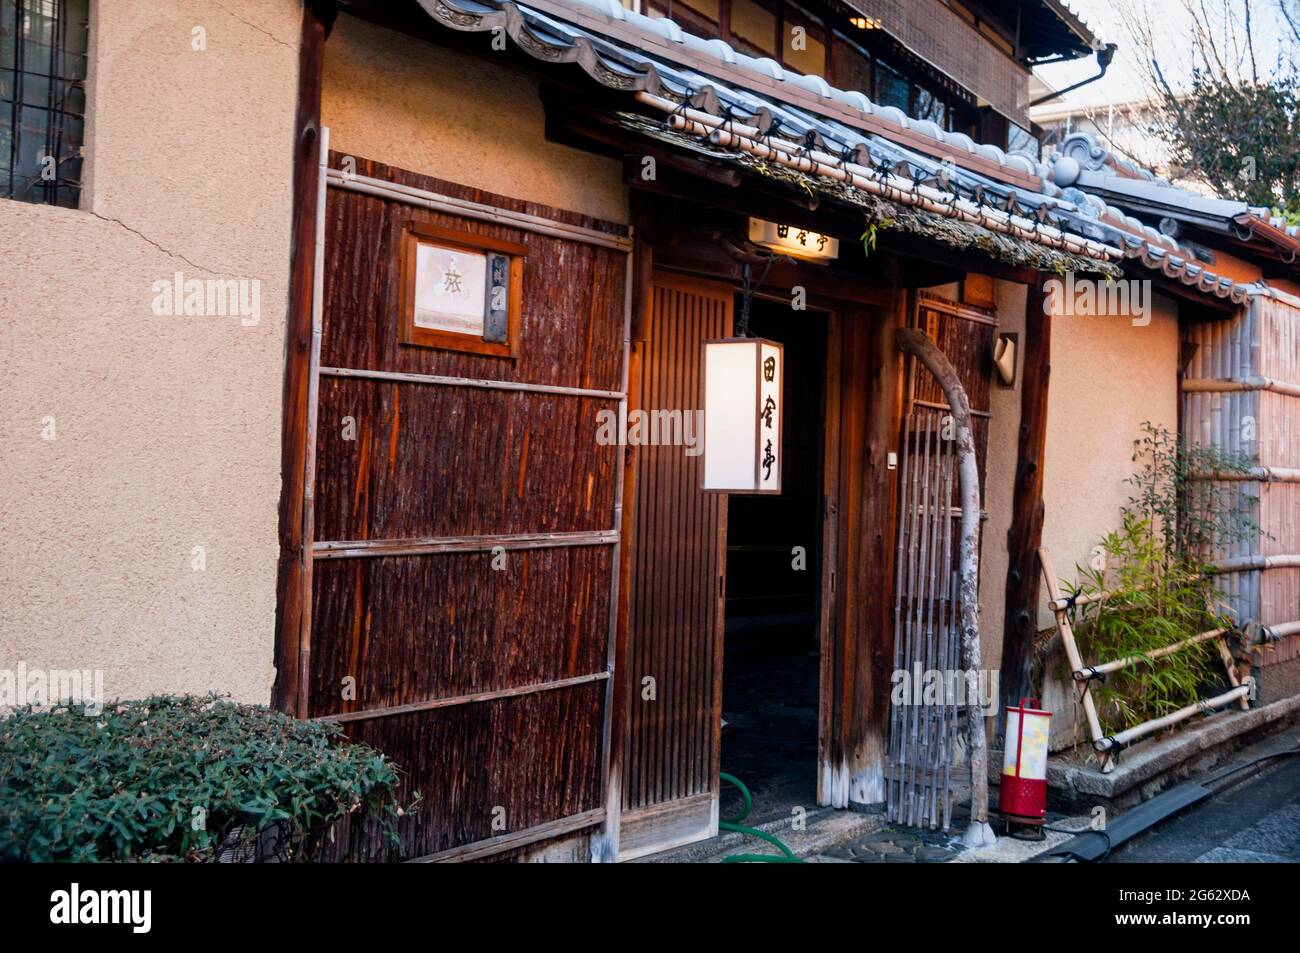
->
[321,12,629,224]
[0,0,301,704]
[1037,289,1181,747]
[1039,290,1181,621]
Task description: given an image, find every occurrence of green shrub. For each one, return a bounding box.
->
[1070,423,1260,733]
[0,694,408,862]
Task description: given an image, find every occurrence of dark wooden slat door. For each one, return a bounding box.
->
[618,274,731,860]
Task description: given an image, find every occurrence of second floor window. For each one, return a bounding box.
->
[646,0,827,76]
[1,0,89,208]
[645,1,983,141]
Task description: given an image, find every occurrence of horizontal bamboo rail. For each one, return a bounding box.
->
[327,169,632,250]
[320,365,625,400]
[1267,621,1300,640]
[1048,552,1300,611]
[1181,376,1300,399]
[1210,553,1300,573]
[313,530,619,559]
[1188,466,1300,483]
[1095,686,1251,751]
[1074,627,1229,680]
[314,672,611,725]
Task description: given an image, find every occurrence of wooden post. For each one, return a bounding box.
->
[998,277,1050,728]
[839,286,905,808]
[272,1,336,716]
[593,205,652,862]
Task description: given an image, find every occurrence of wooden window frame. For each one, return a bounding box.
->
[397,220,526,358]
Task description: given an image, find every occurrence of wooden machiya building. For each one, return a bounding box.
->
[274,0,1138,861]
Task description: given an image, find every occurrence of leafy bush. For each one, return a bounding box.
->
[0,694,408,862]
[1070,423,1259,733]
[1075,513,1223,730]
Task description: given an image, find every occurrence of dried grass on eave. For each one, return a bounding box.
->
[618,114,1121,278]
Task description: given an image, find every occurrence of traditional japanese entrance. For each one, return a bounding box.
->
[719,296,829,824]
[615,268,894,858]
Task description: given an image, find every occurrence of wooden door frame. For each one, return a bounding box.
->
[817,306,844,807]
[818,292,906,810]
[612,261,900,853]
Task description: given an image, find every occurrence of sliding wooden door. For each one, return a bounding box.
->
[617,274,731,860]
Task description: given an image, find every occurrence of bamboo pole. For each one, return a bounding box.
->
[932,443,955,828]
[1188,466,1300,483]
[887,403,913,822]
[1210,553,1300,573]
[1095,686,1251,750]
[1074,628,1229,679]
[1214,636,1252,712]
[1181,376,1300,399]
[1038,548,1106,745]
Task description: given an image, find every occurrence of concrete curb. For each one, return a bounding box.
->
[1021,694,1300,810]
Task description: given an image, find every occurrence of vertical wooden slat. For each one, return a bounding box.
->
[817,310,844,805]
[274,0,335,716]
[618,274,731,856]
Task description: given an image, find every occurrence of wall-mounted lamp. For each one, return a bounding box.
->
[702,338,783,494]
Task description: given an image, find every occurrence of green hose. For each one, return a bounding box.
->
[718,772,804,863]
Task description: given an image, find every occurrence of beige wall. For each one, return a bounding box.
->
[1040,289,1180,616]
[0,0,301,704]
[322,13,629,224]
[1038,286,1180,746]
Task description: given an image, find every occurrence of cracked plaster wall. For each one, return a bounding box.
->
[0,0,301,704]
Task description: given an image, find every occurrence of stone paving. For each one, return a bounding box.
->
[814,824,967,863]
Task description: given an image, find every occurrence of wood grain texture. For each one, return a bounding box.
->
[999,279,1050,719]
[321,154,626,392]
[306,155,628,859]
[830,295,904,807]
[621,275,731,818]
[320,683,605,861]
[273,2,334,716]
[309,548,612,717]
[313,377,618,541]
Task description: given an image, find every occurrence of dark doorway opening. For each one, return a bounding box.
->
[720,295,829,825]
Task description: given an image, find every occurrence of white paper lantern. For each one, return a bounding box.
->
[702,338,783,494]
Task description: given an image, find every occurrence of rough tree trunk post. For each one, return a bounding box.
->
[896,327,995,848]
[999,279,1050,733]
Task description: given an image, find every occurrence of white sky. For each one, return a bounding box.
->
[1033,0,1295,110]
